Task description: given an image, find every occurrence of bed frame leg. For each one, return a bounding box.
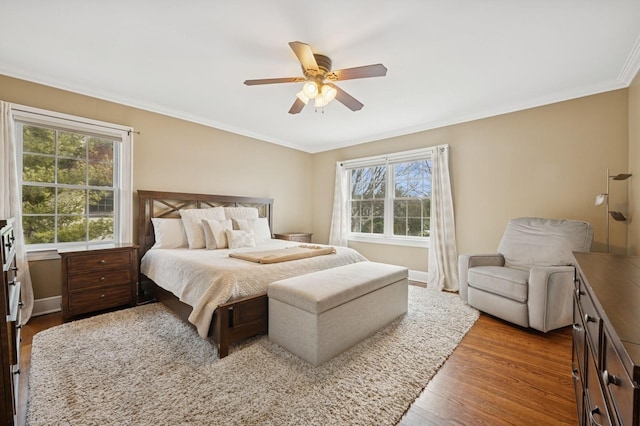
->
[215,307,230,358]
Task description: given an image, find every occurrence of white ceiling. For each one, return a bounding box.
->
[2,1,640,153]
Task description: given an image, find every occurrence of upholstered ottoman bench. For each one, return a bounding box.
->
[268,261,408,366]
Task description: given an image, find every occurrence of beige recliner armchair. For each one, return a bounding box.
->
[458,217,593,332]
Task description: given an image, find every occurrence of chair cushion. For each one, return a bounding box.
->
[468,266,529,303]
[498,217,593,271]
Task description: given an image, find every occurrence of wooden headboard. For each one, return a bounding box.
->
[137,190,274,260]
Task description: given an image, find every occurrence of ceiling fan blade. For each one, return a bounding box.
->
[330,64,387,81]
[328,83,364,111]
[288,97,306,114]
[289,41,319,73]
[244,77,304,86]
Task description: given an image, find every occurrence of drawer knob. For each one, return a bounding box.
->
[589,406,604,426]
[571,368,580,382]
[572,324,582,332]
[99,259,106,264]
[100,294,105,298]
[100,276,106,281]
[603,370,620,386]
[584,314,596,323]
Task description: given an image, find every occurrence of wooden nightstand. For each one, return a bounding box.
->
[273,233,313,243]
[59,244,138,320]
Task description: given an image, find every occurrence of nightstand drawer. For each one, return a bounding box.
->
[66,250,132,274]
[68,284,133,314]
[68,269,132,292]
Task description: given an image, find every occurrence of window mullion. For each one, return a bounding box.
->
[384,162,393,237]
[54,130,59,244]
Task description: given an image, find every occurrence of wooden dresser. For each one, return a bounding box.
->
[1,219,21,425]
[573,252,640,426]
[273,233,312,243]
[60,244,138,320]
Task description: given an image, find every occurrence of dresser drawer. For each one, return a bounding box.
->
[66,250,132,274]
[68,283,133,315]
[603,329,637,426]
[586,346,614,426]
[572,344,585,424]
[67,269,132,292]
[576,281,601,362]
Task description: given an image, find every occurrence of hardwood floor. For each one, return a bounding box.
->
[400,314,577,425]
[17,308,576,425]
[18,312,63,426]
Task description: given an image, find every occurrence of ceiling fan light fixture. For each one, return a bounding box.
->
[314,96,329,108]
[321,84,337,103]
[302,81,318,98]
[296,90,310,105]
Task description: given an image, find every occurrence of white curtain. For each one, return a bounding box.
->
[426,145,459,292]
[1,101,34,322]
[328,162,348,246]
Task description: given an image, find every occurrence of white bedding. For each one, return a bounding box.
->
[140,239,367,337]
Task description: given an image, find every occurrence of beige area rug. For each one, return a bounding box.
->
[27,286,478,426]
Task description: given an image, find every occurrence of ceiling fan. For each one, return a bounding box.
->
[243,41,387,114]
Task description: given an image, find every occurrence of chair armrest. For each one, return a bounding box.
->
[528,265,575,332]
[458,254,505,302]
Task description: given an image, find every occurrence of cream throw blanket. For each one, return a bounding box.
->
[228,245,336,264]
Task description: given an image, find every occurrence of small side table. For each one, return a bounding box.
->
[273,233,313,243]
[59,244,138,320]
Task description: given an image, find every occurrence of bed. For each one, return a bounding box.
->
[137,190,367,357]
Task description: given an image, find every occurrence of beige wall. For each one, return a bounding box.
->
[628,74,640,255]
[0,74,634,298]
[312,90,630,271]
[0,75,314,299]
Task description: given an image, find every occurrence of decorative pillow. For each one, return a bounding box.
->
[179,207,225,249]
[225,229,256,249]
[234,217,271,244]
[224,207,259,220]
[202,219,232,249]
[151,218,188,249]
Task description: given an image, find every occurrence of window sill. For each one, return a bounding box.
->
[348,234,430,248]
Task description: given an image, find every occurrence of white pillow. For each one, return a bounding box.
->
[202,219,232,249]
[179,207,225,249]
[234,217,271,244]
[224,207,259,220]
[151,218,188,249]
[226,229,256,249]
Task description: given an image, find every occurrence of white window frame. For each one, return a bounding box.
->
[12,105,134,259]
[343,147,433,248]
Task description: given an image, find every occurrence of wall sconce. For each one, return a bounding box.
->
[594,168,632,252]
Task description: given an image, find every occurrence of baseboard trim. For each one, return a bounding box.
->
[33,296,61,317]
[409,270,428,284]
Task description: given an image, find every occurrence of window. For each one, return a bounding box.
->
[345,148,432,247]
[12,105,133,252]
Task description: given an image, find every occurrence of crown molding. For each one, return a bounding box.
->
[618,34,640,84]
